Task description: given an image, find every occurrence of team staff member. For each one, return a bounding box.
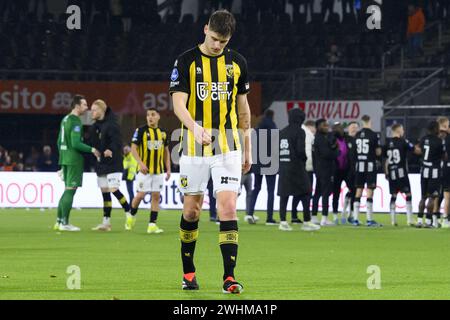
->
[312,119,339,226]
[128,108,171,234]
[90,100,131,232]
[278,108,320,232]
[123,145,138,203]
[170,10,251,294]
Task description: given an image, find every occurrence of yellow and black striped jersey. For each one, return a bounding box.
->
[169,46,250,157]
[131,125,169,174]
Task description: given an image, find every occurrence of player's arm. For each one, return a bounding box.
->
[172,92,211,145]
[70,125,99,157]
[131,142,148,175]
[237,94,252,174]
[104,122,122,158]
[164,146,171,181]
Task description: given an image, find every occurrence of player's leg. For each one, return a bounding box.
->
[353,171,364,226]
[403,178,414,226]
[212,151,243,293]
[365,172,381,226]
[147,190,163,234]
[178,155,209,290]
[58,164,82,231]
[109,173,130,214]
[180,194,203,290]
[417,178,427,227]
[127,172,150,230]
[92,173,112,230]
[126,191,145,230]
[342,171,355,223]
[389,192,397,226]
[146,174,165,233]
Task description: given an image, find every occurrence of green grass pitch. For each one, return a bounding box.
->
[0,208,450,300]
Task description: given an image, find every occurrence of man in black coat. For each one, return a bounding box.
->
[311,119,339,226]
[89,99,130,231]
[277,108,320,232]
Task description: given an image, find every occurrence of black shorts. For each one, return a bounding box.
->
[388,177,411,195]
[355,171,377,189]
[421,177,441,198]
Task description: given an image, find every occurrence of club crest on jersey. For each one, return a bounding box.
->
[225,64,234,78]
[180,175,188,188]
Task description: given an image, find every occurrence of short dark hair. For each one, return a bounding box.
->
[348,121,359,127]
[264,109,274,118]
[361,115,371,123]
[208,10,236,37]
[315,118,327,129]
[71,94,85,109]
[147,108,160,114]
[391,123,403,132]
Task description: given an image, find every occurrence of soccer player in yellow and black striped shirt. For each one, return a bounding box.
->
[169,10,252,294]
[128,108,171,234]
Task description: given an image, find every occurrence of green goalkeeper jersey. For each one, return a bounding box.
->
[57,114,92,165]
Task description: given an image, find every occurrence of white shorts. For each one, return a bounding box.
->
[135,173,164,193]
[97,172,122,189]
[179,150,242,198]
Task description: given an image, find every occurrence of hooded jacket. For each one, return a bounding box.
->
[277,108,311,197]
[89,107,123,175]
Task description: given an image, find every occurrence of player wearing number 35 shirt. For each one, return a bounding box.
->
[383,124,416,226]
[353,115,382,227]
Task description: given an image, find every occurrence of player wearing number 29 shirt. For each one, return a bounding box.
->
[383,123,415,226]
[353,115,382,227]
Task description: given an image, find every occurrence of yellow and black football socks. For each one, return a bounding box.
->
[102,192,112,218]
[219,220,238,281]
[180,215,199,274]
[113,190,130,212]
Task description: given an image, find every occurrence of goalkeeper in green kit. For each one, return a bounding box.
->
[55,95,100,231]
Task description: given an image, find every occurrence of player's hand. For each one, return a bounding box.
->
[139,162,149,175]
[242,152,252,174]
[57,169,64,182]
[193,123,211,146]
[165,171,171,181]
[92,148,101,162]
[104,149,113,158]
